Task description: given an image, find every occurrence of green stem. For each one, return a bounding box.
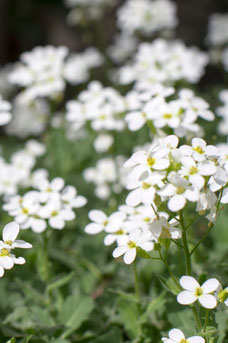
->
[191,306,202,332]
[133,261,140,302]
[203,309,209,332]
[190,225,213,256]
[180,211,191,275]
[179,211,202,331]
[159,251,180,289]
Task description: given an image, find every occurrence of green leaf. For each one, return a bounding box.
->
[90,327,123,343]
[215,311,228,343]
[116,295,141,339]
[145,291,167,316]
[21,336,33,343]
[47,272,75,293]
[136,247,152,259]
[58,294,94,330]
[50,339,70,343]
[154,273,180,295]
[6,338,16,343]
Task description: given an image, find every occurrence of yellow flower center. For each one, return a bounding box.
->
[163,113,172,119]
[22,208,29,214]
[5,240,12,246]
[193,146,204,154]
[195,287,203,296]
[127,240,136,249]
[189,166,198,175]
[0,248,10,257]
[144,217,151,222]
[176,187,185,194]
[147,156,156,166]
[115,229,124,235]
[142,182,151,189]
[51,210,59,217]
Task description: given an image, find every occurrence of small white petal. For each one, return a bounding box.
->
[88,210,107,223]
[169,328,185,341]
[168,195,186,212]
[201,278,220,293]
[123,248,136,264]
[113,245,128,258]
[13,240,32,249]
[3,221,19,242]
[198,294,217,309]
[0,256,14,269]
[177,290,198,305]
[188,336,205,343]
[179,276,200,291]
[85,223,103,234]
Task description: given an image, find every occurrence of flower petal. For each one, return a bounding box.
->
[3,221,19,242]
[201,278,220,294]
[123,248,136,264]
[177,290,198,305]
[179,276,200,291]
[198,294,217,309]
[188,336,205,343]
[169,328,185,341]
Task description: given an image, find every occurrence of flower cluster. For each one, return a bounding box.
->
[83,156,127,200]
[85,202,182,264]
[66,81,126,132]
[0,94,12,126]
[125,87,214,137]
[0,140,45,196]
[65,0,115,25]
[117,0,177,36]
[216,90,228,135]
[118,39,209,89]
[9,46,103,105]
[0,222,32,277]
[3,176,87,232]
[207,13,228,47]
[6,99,49,138]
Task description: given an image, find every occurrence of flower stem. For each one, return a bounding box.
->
[133,260,140,303]
[180,211,191,275]
[179,211,202,331]
[203,309,209,332]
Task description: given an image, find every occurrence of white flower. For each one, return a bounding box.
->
[94,134,114,153]
[162,328,205,343]
[0,94,12,126]
[0,221,32,277]
[177,276,219,309]
[0,222,32,250]
[112,229,154,264]
[85,210,125,235]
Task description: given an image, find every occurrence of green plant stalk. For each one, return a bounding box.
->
[179,211,202,331]
[133,260,140,303]
[159,251,180,289]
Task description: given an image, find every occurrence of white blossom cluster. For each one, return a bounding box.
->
[0,140,45,197]
[216,90,228,135]
[83,156,128,200]
[85,203,181,264]
[3,176,87,232]
[207,13,228,47]
[85,135,228,264]
[117,0,177,36]
[118,39,209,89]
[6,99,49,138]
[65,0,116,25]
[0,94,12,126]
[125,86,214,138]
[66,81,126,132]
[206,13,228,70]
[8,46,103,105]
[0,222,32,277]
[108,34,139,63]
